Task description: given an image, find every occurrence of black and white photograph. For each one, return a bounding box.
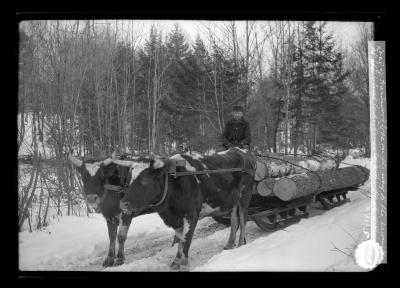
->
[17,15,386,272]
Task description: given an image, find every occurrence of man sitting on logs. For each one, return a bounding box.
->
[220,105,252,151]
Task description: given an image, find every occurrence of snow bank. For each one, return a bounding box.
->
[195,196,370,271]
[195,158,371,272]
[19,213,171,271]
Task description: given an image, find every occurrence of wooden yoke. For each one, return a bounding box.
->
[167,159,187,177]
[167,158,252,178]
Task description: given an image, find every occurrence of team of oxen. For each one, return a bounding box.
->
[69,148,256,270]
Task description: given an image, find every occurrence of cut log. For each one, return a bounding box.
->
[272,166,370,201]
[255,178,281,196]
[254,154,336,181]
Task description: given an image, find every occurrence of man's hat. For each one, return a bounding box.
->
[232,105,244,112]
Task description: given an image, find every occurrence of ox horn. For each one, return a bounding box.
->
[102,158,113,166]
[102,150,118,166]
[111,159,136,168]
[69,153,83,167]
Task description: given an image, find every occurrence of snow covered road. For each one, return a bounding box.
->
[19,157,371,272]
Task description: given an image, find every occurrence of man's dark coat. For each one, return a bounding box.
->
[222,118,251,149]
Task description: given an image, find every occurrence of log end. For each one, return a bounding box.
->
[257,178,274,197]
[273,178,297,201]
[357,166,370,183]
[255,161,266,181]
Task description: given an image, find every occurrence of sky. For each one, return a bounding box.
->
[21,20,373,52]
[104,20,373,49]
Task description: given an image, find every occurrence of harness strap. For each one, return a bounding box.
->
[149,172,169,208]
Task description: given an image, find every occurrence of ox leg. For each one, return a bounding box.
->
[224,205,239,250]
[103,218,118,267]
[171,225,184,270]
[180,217,198,270]
[238,190,251,247]
[171,217,197,270]
[115,213,133,266]
[237,204,248,247]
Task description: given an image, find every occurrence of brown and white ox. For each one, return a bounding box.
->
[68,153,152,267]
[115,148,256,270]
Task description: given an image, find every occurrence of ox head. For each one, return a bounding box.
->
[118,155,169,213]
[69,153,119,211]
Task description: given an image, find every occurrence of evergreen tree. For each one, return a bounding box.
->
[290,25,307,154]
[162,24,196,152]
[290,21,351,151]
[318,50,350,147]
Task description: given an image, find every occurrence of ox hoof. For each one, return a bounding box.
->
[224,243,235,250]
[102,257,115,267]
[170,262,181,270]
[170,258,188,270]
[114,258,125,266]
[238,238,247,247]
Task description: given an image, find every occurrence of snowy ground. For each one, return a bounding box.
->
[19,157,371,272]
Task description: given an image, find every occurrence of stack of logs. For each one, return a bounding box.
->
[254,153,369,201]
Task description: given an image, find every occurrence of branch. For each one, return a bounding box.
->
[330,241,356,260]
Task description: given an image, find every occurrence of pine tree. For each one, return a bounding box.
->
[318,50,350,147]
[290,21,351,152]
[290,23,307,155]
[162,24,196,152]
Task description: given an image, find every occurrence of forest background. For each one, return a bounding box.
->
[17,20,373,230]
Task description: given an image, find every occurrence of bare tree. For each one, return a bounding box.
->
[266,21,296,153]
[347,23,373,156]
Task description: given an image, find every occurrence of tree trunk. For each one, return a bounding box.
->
[313,124,317,150]
[43,190,50,227]
[18,158,41,231]
[273,166,370,201]
[36,176,44,230]
[284,85,290,155]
